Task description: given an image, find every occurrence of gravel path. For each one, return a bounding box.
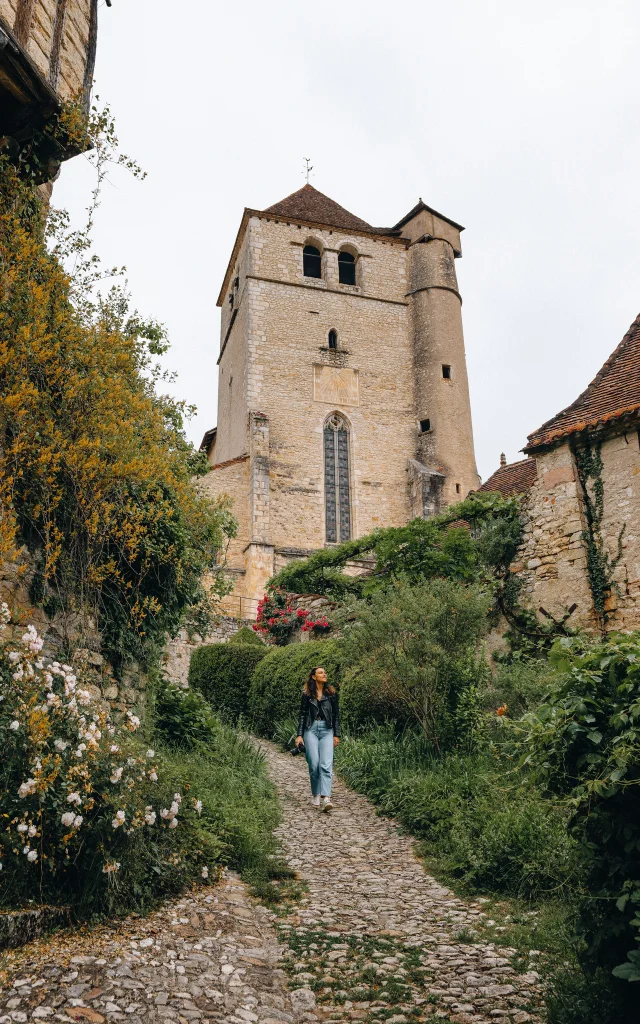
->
[0,743,544,1024]
[262,741,544,1024]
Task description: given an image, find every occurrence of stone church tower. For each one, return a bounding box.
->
[201,185,480,615]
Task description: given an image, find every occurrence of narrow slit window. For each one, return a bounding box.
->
[442,364,451,379]
[420,418,431,433]
[303,245,322,278]
[338,250,356,285]
[456,483,461,493]
[328,329,338,350]
[324,414,352,543]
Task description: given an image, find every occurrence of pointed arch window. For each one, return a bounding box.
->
[324,414,351,543]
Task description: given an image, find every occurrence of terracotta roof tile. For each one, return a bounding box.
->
[262,184,377,234]
[526,314,640,450]
[478,458,538,497]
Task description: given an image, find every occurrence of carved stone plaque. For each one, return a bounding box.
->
[313,365,359,406]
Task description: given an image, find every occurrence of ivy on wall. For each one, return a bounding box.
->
[571,437,624,626]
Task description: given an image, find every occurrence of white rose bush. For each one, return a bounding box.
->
[0,606,220,915]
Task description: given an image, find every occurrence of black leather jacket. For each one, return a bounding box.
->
[297,692,341,739]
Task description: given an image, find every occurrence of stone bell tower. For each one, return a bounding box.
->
[398,201,480,517]
[200,185,480,613]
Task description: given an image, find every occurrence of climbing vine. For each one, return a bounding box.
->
[0,102,236,668]
[571,437,624,625]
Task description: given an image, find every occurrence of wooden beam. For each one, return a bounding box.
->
[48,0,68,89]
[13,0,36,46]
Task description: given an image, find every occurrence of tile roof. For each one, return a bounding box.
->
[525,314,640,451]
[262,184,381,235]
[478,458,538,497]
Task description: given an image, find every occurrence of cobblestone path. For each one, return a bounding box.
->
[262,741,544,1024]
[0,743,545,1024]
[0,872,295,1024]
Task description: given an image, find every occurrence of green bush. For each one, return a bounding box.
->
[0,611,223,918]
[336,732,575,900]
[517,632,640,986]
[153,675,221,748]
[338,579,490,748]
[229,625,265,647]
[483,659,557,719]
[189,642,267,722]
[248,640,344,738]
[340,672,411,733]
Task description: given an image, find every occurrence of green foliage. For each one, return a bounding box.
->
[0,104,236,670]
[152,675,221,749]
[516,632,640,983]
[571,438,625,623]
[0,609,221,918]
[248,640,344,738]
[339,672,411,733]
[188,643,267,723]
[335,731,575,900]
[483,659,559,719]
[268,491,522,599]
[160,729,281,880]
[338,579,490,750]
[229,625,265,647]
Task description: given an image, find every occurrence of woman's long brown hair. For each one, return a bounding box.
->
[304,666,336,698]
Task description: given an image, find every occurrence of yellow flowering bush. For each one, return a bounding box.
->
[0,606,221,915]
[0,104,236,669]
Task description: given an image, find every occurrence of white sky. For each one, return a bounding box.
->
[55,0,640,483]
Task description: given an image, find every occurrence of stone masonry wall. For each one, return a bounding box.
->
[0,0,94,102]
[511,431,640,633]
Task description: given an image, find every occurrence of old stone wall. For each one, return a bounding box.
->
[510,431,640,633]
[161,617,250,689]
[0,550,145,712]
[0,0,95,102]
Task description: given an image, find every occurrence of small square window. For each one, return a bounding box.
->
[420,418,431,433]
[442,364,451,379]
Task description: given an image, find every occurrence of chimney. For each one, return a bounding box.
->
[500,452,507,467]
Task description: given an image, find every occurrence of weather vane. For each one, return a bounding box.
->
[303,158,313,184]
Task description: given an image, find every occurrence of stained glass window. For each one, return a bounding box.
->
[324,414,351,543]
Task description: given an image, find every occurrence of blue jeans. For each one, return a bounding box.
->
[304,720,334,797]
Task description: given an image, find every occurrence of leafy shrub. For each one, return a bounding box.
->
[338,579,490,749]
[252,589,332,645]
[248,640,344,738]
[0,607,220,917]
[0,110,235,669]
[189,643,267,723]
[483,659,557,719]
[339,672,411,733]
[517,633,640,985]
[229,626,265,647]
[160,728,281,878]
[152,675,221,748]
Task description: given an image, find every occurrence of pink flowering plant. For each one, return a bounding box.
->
[252,587,332,645]
[0,605,220,915]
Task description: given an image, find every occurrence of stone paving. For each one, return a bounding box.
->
[0,872,295,1024]
[0,742,544,1024]
[263,742,544,1024]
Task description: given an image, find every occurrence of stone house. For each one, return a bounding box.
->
[0,0,101,184]
[201,183,480,614]
[481,314,640,632]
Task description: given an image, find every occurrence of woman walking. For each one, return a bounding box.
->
[295,666,341,811]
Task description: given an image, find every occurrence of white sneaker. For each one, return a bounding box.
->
[311,795,321,807]
[320,796,333,812]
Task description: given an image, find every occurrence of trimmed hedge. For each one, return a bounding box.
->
[340,671,411,733]
[248,640,344,738]
[189,643,267,723]
[229,625,265,647]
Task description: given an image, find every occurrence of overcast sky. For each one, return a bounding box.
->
[55,0,640,483]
